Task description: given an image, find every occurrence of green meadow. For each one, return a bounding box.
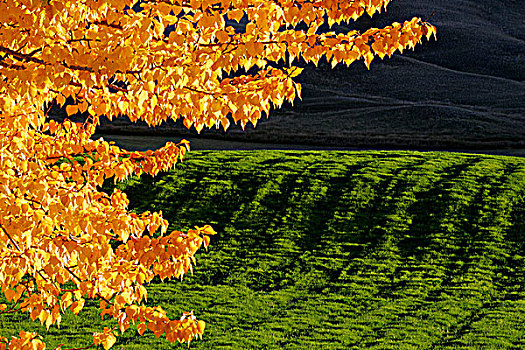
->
[1,150,525,349]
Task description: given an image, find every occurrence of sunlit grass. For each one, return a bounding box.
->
[1,151,524,349]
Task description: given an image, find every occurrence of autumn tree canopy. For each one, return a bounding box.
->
[0,0,435,348]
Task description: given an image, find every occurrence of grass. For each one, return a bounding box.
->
[1,150,525,349]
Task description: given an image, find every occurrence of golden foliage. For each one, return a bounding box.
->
[0,0,435,348]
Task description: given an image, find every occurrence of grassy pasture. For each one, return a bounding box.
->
[1,151,525,349]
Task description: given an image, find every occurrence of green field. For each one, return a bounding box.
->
[1,151,525,349]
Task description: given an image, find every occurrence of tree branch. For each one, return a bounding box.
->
[0,45,45,65]
[0,224,22,252]
[64,265,84,283]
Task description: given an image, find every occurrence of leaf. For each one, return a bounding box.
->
[137,323,147,336]
[93,328,117,350]
[138,90,148,107]
[118,100,128,113]
[197,320,206,334]
[60,292,73,310]
[70,299,85,315]
[228,9,244,22]
[364,51,374,69]
[56,94,66,106]
[45,312,53,330]
[201,225,216,235]
[38,310,48,324]
[216,30,230,43]
[203,235,211,249]
[102,333,116,350]
[65,104,78,116]
[145,81,155,93]
[120,230,130,243]
[78,101,88,113]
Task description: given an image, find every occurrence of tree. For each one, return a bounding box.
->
[0,0,435,348]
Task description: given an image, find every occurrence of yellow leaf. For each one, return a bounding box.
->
[229,9,244,22]
[29,85,38,97]
[364,51,374,69]
[197,320,206,334]
[118,100,128,113]
[4,289,15,302]
[38,310,48,324]
[145,81,155,93]
[95,102,110,115]
[56,94,66,106]
[287,67,303,78]
[102,333,116,350]
[93,328,117,350]
[201,225,216,235]
[120,230,129,243]
[70,299,85,315]
[31,307,41,321]
[216,30,230,43]
[45,311,53,329]
[138,90,148,107]
[60,292,73,310]
[65,104,78,116]
[0,97,15,112]
[78,101,88,113]
[203,235,211,249]
[137,323,147,336]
